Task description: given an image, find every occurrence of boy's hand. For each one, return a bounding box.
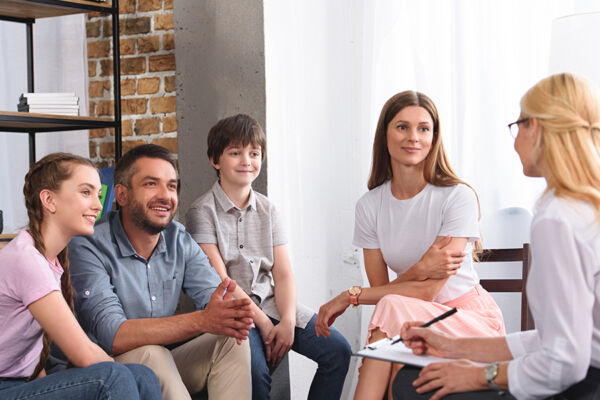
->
[256,317,275,362]
[265,319,295,366]
[203,278,254,344]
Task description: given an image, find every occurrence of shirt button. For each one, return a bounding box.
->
[147,264,150,269]
[84,290,90,296]
[249,260,253,264]
[239,218,242,222]
[151,296,156,301]
[239,244,244,249]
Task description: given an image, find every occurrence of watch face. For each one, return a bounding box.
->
[349,286,361,295]
[485,362,499,382]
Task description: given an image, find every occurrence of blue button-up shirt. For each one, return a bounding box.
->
[68,210,221,354]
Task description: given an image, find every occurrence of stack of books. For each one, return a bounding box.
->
[18,93,79,116]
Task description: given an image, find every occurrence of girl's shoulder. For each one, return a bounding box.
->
[0,231,37,261]
[0,231,54,289]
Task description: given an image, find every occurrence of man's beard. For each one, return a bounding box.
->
[129,197,174,235]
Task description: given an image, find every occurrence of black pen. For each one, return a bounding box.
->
[366,307,458,349]
[390,307,457,345]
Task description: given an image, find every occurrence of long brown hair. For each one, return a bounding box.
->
[367,91,482,252]
[23,153,96,380]
[521,73,600,219]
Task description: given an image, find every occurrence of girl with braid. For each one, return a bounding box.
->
[0,153,161,400]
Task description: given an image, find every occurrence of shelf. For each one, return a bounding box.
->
[0,0,112,21]
[0,0,122,165]
[0,111,115,132]
[0,234,16,249]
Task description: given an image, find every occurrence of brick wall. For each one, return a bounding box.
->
[87,0,177,167]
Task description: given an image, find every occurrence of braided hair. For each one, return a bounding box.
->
[22,152,96,380]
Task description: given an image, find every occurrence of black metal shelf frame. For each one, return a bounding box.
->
[0,0,122,165]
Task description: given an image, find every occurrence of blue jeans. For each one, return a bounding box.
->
[249,314,351,400]
[0,362,161,400]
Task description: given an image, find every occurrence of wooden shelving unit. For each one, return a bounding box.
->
[0,0,122,164]
[0,233,16,249]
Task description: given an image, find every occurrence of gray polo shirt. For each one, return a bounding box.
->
[68,210,221,354]
[186,181,313,328]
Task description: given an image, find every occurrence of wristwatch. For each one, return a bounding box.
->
[348,286,362,308]
[484,362,501,391]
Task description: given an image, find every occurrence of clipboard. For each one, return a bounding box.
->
[353,341,483,367]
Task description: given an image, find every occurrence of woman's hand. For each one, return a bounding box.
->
[412,360,487,400]
[265,318,295,366]
[315,292,350,337]
[401,322,457,358]
[416,236,465,280]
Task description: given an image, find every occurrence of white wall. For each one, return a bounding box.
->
[264,2,370,398]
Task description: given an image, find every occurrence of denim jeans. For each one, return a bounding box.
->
[249,314,351,400]
[0,362,161,400]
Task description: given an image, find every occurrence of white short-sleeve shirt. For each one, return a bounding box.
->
[353,181,480,303]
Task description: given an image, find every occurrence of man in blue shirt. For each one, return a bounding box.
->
[69,144,253,400]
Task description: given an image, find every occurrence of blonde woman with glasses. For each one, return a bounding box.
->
[393,72,600,400]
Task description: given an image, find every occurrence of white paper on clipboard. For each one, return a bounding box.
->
[354,341,483,367]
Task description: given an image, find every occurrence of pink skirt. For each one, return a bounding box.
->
[367,285,505,342]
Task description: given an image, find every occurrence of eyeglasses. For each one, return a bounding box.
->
[507,118,529,139]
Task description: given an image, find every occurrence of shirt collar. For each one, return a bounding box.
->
[110,210,167,258]
[211,180,256,212]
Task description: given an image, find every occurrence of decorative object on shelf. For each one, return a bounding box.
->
[98,167,115,220]
[18,92,79,116]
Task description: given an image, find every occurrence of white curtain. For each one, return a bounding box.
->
[264,1,600,398]
[0,15,89,233]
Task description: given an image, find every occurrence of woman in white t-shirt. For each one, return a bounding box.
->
[315,90,504,399]
[393,73,600,399]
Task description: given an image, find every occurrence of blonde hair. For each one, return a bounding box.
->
[368,91,482,253]
[521,73,600,216]
[23,152,96,380]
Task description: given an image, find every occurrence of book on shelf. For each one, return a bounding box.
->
[21,92,76,98]
[18,109,79,116]
[18,105,79,111]
[18,92,80,116]
[19,93,79,105]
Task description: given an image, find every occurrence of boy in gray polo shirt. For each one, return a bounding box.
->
[185,114,351,399]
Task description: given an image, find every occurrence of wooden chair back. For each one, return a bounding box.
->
[477,244,534,331]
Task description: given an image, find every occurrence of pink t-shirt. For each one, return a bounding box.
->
[0,230,63,377]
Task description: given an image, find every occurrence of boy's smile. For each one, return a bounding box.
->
[212,143,262,188]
